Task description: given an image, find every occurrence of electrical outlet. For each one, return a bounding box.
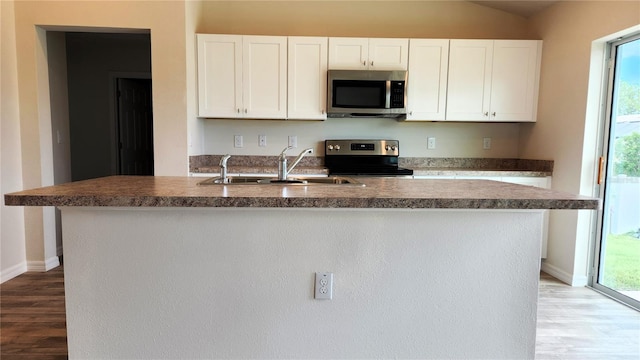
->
[314,272,333,300]
[234,135,243,148]
[258,135,267,147]
[427,137,436,150]
[483,137,492,150]
[288,135,298,148]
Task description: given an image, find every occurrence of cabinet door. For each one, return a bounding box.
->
[490,40,541,122]
[197,34,243,118]
[288,37,328,120]
[242,36,287,119]
[328,37,369,70]
[368,38,409,70]
[446,40,493,121]
[406,39,449,121]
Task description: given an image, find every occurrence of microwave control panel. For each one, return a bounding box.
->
[390,81,405,108]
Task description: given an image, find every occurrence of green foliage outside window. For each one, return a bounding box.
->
[613,81,640,177]
[617,82,640,116]
[614,132,640,177]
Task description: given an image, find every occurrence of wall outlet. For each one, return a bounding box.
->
[483,137,492,150]
[427,137,436,150]
[258,135,267,147]
[288,135,298,148]
[314,272,333,300]
[234,135,243,148]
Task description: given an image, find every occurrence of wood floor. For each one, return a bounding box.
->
[1,266,67,359]
[1,268,638,359]
[536,272,640,360]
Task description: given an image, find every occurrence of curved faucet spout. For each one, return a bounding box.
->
[277,147,313,181]
[288,148,314,174]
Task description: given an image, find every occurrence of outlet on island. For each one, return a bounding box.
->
[259,135,267,147]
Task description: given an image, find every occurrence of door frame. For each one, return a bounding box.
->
[108,72,151,175]
[588,33,640,311]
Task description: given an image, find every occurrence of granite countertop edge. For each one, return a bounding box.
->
[4,176,599,210]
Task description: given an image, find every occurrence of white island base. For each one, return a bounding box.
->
[61,207,543,359]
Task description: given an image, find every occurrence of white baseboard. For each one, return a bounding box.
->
[541,262,588,286]
[27,256,61,272]
[1,262,28,283]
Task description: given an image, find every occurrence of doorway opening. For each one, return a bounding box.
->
[46,29,152,259]
[64,31,152,181]
[114,77,154,175]
[591,33,640,310]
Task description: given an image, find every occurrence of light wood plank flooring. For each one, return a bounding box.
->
[1,268,638,358]
[536,272,640,359]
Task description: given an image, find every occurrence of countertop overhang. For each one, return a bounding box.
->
[4,176,599,210]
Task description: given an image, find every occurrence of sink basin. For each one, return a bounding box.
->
[197,176,364,186]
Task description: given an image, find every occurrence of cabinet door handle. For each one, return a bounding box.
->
[237,109,240,113]
[409,111,413,116]
[244,109,248,114]
[484,112,489,116]
[492,112,496,117]
[371,61,374,67]
[363,60,366,66]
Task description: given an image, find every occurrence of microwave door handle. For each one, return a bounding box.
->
[385,80,391,109]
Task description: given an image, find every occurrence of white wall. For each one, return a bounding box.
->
[1,0,28,282]
[62,207,543,358]
[203,119,521,158]
[522,1,640,284]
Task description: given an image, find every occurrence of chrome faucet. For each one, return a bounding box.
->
[278,146,314,181]
[219,154,231,184]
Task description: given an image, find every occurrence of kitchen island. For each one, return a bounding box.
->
[5,176,598,359]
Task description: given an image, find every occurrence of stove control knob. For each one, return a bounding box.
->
[391,145,397,151]
[385,145,391,151]
[335,145,341,150]
[328,145,334,151]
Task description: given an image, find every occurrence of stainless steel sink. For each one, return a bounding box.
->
[197,176,364,186]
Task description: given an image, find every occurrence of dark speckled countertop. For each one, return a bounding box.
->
[5,176,598,210]
[189,155,554,177]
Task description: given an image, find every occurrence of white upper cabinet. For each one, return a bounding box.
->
[328,37,408,70]
[489,40,542,122]
[197,34,287,119]
[197,34,243,118]
[287,37,328,120]
[405,39,449,121]
[446,39,541,122]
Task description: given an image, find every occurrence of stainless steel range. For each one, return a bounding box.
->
[324,139,413,176]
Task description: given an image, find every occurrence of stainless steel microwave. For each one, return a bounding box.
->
[327,70,407,118]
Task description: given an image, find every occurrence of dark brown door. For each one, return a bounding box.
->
[116,78,154,175]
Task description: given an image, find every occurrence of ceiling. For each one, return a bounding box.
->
[468,1,559,18]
